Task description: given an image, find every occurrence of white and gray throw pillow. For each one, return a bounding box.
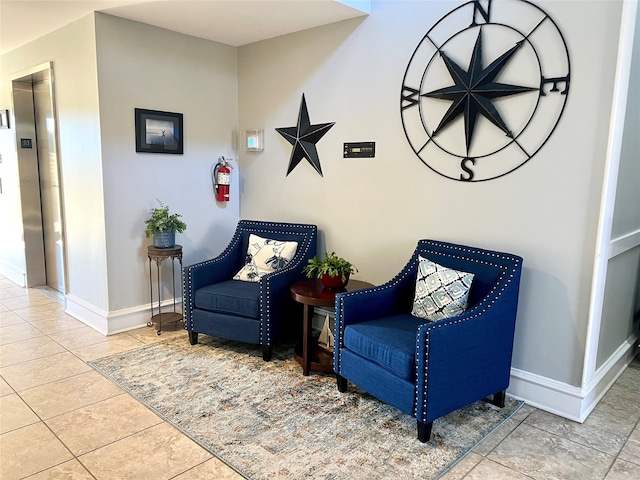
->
[411,255,474,321]
[233,234,298,282]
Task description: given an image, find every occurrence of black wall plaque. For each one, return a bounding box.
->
[344,142,375,158]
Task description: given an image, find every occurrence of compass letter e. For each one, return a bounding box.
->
[541,75,570,96]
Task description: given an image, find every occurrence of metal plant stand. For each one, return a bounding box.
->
[147,245,183,335]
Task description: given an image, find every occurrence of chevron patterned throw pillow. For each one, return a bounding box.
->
[411,255,474,321]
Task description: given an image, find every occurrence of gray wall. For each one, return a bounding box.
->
[95,14,240,311]
[236,0,623,387]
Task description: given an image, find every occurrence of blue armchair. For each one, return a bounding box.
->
[334,239,523,442]
[183,220,317,360]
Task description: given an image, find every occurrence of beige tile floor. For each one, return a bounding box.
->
[1,275,639,479]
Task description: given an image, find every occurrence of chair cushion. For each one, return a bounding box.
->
[194,280,260,318]
[343,314,425,381]
[233,234,298,282]
[411,255,474,321]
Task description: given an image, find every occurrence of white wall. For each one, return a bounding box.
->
[237,0,625,416]
[94,14,240,317]
[596,1,640,369]
[0,15,108,310]
[611,2,640,243]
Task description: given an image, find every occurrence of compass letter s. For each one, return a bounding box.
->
[460,158,475,181]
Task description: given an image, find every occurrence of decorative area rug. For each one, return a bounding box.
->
[89,336,522,479]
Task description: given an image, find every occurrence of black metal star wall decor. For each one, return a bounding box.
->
[276,94,335,176]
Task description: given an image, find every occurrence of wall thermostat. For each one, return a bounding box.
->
[344,142,375,158]
[245,130,263,152]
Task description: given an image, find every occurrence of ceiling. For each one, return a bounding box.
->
[0,0,370,55]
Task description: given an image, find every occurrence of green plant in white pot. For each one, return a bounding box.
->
[144,200,187,248]
[303,251,357,288]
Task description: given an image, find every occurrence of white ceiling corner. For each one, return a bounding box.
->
[0,0,370,55]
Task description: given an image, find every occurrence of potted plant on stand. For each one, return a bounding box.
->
[144,200,187,248]
[303,251,357,288]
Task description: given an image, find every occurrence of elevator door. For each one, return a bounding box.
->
[33,78,65,293]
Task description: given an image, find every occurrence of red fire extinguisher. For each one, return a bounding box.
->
[213,156,232,202]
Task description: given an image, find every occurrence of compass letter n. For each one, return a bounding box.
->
[471,0,492,26]
[401,86,420,110]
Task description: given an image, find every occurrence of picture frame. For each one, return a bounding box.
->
[0,109,9,129]
[135,108,183,154]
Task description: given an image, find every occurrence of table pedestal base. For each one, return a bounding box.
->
[294,344,333,373]
[289,279,374,376]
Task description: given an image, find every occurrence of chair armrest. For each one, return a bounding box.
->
[415,265,522,424]
[184,244,243,290]
[182,238,244,327]
[333,275,415,373]
[335,282,405,328]
[259,241,316,345]
[335,263,417,331]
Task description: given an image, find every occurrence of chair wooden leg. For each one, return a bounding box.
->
[188,331,198,345]
[262,345,273,362]
[336,374,348,392]
[417,420,433,443]
[489,390,506,408]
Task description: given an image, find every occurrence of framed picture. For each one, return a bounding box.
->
[0,109,9,129]
[135,108,183,154]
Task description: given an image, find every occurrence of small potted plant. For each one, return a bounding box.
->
[144,200,187,248]
[303,251,357,288]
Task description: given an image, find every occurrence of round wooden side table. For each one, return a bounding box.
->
[290,279,374,376]
[147,245,183,335]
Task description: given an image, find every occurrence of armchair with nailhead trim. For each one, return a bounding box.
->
[333,239,522,442]
[183,220,317,360]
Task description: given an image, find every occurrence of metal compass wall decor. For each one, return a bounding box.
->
[400,0,570,182]
[276,94,335,177]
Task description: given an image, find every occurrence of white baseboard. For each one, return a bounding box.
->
[65,294,182,336]
[579,335,639,419]
[0,262,26,287]
[508,368,584,422]
[65,294,110,335]
[509,332,640,422]
[105,303,163,336]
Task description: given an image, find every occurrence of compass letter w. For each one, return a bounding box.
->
[401,86,420,110]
